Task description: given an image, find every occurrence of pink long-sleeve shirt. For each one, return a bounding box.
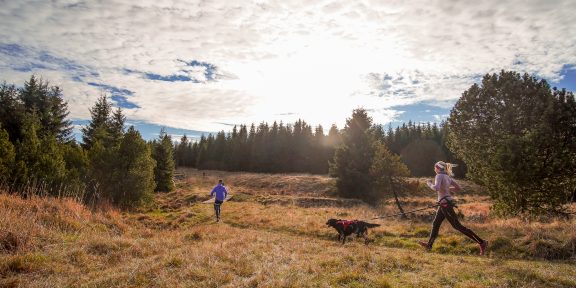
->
[427,173,458,202]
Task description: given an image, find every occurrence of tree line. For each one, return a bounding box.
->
[174,118,465,178]
[174,120,341,174]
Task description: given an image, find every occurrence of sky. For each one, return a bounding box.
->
[1,0,575,141]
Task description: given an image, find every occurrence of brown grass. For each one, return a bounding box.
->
[1,169,575,287]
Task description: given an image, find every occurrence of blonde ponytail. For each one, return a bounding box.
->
[445,163,458,177]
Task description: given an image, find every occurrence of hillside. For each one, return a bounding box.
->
[1,169,575,287]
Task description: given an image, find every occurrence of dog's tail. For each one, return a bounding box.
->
[365,223,381,228]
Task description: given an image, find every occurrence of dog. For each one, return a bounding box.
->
[326,218,380,244]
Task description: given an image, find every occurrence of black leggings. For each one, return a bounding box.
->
[426,204,483,248]
[214,200,223,218]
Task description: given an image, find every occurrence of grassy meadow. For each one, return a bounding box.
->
[1,168,575,287]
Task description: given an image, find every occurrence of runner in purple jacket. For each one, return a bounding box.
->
[419,161,488,255]
[210,179,228,222]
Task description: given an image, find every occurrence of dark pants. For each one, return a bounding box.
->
[214,200,223,219]
[426,203,484,248]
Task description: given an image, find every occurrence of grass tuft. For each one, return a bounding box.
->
[0,254,47,276]
[165,256,184,268]
[184,231,203,241]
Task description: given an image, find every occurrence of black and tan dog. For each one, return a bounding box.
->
[326,218,380,244]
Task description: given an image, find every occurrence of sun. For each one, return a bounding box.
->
[229,34,410,128]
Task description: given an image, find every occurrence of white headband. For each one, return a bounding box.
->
[435,162,445,170]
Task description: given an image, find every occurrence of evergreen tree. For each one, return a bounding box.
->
[60,141,88,194]
[86,139,114,201]
[0,126,15,181]
[108,107,125,147]
[175,134,189,167]
[0,83,24,142]
[275,122,292,172]
[383,120,466,177]
[19,76,72,142]
[329,109,376,201]
[195,135,207,168]
[113,126,155,207]
[212,130,227,170]
[82,97,124,203]
[42,85,73,142]
[82,94,112,149]
[400,139,446,177]
[16,112,66,191]
[228,126,242,171]
[152,129,175,192]
[447,71,576,216]
[310,125,327,173]
[330,109,410,203]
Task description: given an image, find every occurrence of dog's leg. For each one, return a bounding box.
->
[342,234,346,244]
[362,229,370,245]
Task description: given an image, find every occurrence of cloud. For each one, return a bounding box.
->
[0,0,574,132]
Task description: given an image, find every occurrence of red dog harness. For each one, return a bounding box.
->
[337,220,357,230]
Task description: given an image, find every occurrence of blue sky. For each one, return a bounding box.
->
[1,0,575,141]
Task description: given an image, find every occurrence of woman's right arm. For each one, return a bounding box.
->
[427,174,442,191]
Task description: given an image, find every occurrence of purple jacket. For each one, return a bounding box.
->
[210,184,228,201]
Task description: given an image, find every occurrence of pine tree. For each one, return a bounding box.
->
[0,126,15,181]
[108,107,125,147]
[213,130,227,170]
[329,109,376,200]
[60,141,88,195]
[330,109,410,203]
[86,139,114,202]
[275,122,291,172]
[152,129,175,192]
[82,94,112,149]
[19,76,72,142]
[16,112,66,191]
[195,135,207,168]
[175,134,189,167]
[15,113,41,183]
[83,96,119,203]
[113,126,155,207]
[311,125,327,173]
[399,139,446,177]
[228,127,241,171]
[0,83,25,142]
[44,85,73,142]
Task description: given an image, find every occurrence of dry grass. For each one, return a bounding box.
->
[1,169,575,287]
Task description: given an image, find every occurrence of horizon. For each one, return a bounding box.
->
[1,0,575,142]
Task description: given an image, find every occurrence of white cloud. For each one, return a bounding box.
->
[0,0,574,131]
